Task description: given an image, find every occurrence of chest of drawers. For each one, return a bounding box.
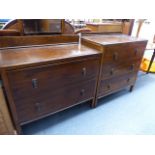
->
[0,42,101,133]
[0,34,147,134]
[7,56,100,124]
[82,34,147,107]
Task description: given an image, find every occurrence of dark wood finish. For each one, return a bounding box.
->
[98,73,137,97]
[9,79,96,124]
[0,34,147,134]
[0,29,21,36]
[0,37,101,133]
[0,35,78,48]
[82,34,147,107]
[2,19,75,35]
[86,22,123,33]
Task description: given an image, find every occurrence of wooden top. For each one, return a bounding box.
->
[0,35,78,48]
[82,34,148,45]
[0,43,101,70]
[0,29,21,36]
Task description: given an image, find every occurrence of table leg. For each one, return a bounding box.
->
[146,49,155,74]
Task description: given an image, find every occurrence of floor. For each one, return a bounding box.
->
[22,68,155,135]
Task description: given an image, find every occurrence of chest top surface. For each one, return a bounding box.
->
[82,34,148,45]
[0,44,101,69]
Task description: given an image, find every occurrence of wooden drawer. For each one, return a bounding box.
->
[8,57,100,101]
[14,80,96,124]
[103,42,146,63]
[98,73,137,97]
[101,59,141,80]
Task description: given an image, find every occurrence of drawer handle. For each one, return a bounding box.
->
[107,84,111,90]
[82,67,86,76]
[127,78,130,83]
[110,68,114,75]
[134,48,138,56]
[130,64,135,71]
[32,78,38,89]
[35,102,41,112]
[80,89,85,96]
[113,52,118,61]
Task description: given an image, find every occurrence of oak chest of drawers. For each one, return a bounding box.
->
[7,56,100,124]
[82,34,147,107]
[0,39,101,133]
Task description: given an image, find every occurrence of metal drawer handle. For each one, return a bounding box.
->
[134,48,138,56]
[110,68,114,75]
[35,102,41,112]
[80,89,85,96]
[130,64,135,71]
[127,78,130,83]
[107,84,111,90]
[32,78,38,89]
[82,67,86,76]
[113,52,118,61]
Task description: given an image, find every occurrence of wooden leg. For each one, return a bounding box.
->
[129,85,134,92]
[146,49,155,74]
[91,97,98,108]
[14,123,23,135]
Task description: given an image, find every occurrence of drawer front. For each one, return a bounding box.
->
[101,59,141,80]
[103,42,146,63]
[8,57,100,101]
[14,80,96,124]
[98,73,137,97]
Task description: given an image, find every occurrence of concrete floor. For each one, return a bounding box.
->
[22,70,155,135]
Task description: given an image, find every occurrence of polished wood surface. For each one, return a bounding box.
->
[82,34,147,107]
[82,34,147,45]
[2,55,101,132]
[0,34,147,134]
[0,35,78,48]
[0,44,100,69]
[86,22,123,33]
[98,73,137,97]
[0,29,21,36]
[0,36,102,133]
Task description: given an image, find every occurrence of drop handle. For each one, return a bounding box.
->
[107,84,111,90]
[130,64,135,71]
[80,89,85,96]
[32,78,38,88]
[134,48,138,56]
[113,52,118,61]
[127,78,130,83]
[35,102,41,112]
[110,68,114,75]
[82,67,86,76]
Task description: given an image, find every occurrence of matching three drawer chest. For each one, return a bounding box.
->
[82,34,147,106]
